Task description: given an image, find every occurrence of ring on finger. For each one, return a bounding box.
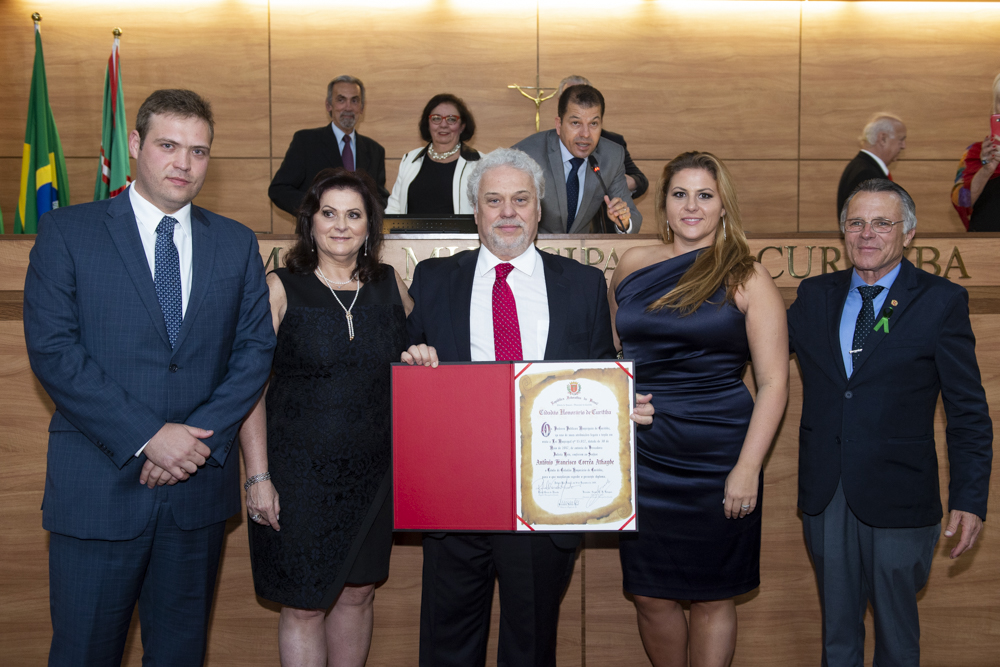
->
[251,513,262,522]
[740,504,750,509]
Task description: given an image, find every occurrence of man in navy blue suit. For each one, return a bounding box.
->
[402,148,653,667]
[24,89,275,666]
[788,179,992,666]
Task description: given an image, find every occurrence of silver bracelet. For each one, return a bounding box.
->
[244,471,271,491]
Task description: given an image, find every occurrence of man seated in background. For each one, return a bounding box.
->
[836,112,906,216]
[269,75,388,213]
[556,75,648,198]
[514,84,641,234]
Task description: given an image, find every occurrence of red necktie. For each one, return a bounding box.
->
[492,263,523,361]
[342,135,355,172]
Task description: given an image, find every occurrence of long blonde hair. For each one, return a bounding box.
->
[649,151,755,315]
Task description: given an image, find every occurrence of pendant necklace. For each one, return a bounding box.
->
[316,267,361,340]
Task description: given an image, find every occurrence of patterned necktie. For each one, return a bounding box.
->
[155,215,183,349]
[342,134,355,171]
[851,285,884,369]
[492,263,523,362]
[565,156,585,232]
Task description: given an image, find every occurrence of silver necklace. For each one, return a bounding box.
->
[427,142,461,161]
[316,267,361,341]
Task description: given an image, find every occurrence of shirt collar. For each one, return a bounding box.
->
[860,149,890,176]
[850,260,902,291]
[476,243,539,278]
[558,139,580,166]
[331,123,357,147]
[128,182,192,234]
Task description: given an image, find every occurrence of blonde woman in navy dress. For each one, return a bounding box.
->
[609,152,788,666]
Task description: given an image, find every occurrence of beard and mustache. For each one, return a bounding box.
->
[485,217,533,256]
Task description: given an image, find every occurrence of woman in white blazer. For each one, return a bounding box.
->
[386,93,482,215]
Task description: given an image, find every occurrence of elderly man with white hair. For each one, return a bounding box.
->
[836,113,907,216]
[401,147,654,667]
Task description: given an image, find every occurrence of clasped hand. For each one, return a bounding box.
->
[139,423,213,489]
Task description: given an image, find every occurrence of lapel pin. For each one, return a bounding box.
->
[891,299,898,307]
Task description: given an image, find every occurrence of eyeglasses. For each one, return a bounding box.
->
[428,114,461,126]
[844,218,905,234]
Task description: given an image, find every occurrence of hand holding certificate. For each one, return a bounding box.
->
[392,360,637,532]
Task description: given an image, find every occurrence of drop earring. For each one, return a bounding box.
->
[722,214,727,241]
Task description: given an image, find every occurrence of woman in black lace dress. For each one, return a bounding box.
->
[240,168,411,666]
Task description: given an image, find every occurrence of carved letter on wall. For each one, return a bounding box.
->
[944,246,970,279]
[786,246,815,279]
[583,247,605,267]
[756,246,784,278]
[265,246,283,272]
[915,247,942,276]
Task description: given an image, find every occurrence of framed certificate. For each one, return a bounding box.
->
[391,360,636,532]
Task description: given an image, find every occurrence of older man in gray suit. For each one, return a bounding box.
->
[513,84,641,234]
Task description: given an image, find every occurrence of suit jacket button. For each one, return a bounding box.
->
[844,391,853,399]
[169,364,179,372]
[835,436,841,445]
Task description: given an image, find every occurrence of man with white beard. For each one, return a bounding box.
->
[401,147,653,666]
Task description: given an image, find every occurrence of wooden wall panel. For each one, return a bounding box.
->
[0,0,270,160]
[195,159,273,233]
[799,160,968,234]
[800,3,1000,161]
[269,3,540,162]
[538,2,801,162]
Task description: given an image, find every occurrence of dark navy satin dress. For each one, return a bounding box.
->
[616,251,761,600]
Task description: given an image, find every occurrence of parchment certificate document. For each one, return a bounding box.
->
[514,361,636,531]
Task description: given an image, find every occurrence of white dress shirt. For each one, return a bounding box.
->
[860,149,890,176]
[331,123,358,159]
[558,140,632,234]
[470,245,550,362]
[129,183,194,456]
[129,183,193,316]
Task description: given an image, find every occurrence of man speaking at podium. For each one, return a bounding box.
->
[513,84,641,235]
[402,147,651,666]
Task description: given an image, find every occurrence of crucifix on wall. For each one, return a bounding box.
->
[508,82,558,132]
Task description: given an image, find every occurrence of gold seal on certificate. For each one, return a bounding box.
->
[514,361,637,531]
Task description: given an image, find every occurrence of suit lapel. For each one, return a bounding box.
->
[319,126,345,169]
[546,133,569,230]
[849,260,917,378]
[827,271,851,383]
[451,249,478,360]
[172,207,217,352]
[105,193,172,348]
[574,154,601,234]
[541,252,569,360]
[354,133,370,171]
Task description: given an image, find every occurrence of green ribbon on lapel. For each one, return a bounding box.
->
[874,305,893,333]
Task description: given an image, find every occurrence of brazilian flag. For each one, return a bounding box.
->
[13,24,69,234]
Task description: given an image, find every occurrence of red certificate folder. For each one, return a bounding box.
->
[392,361,636,532]
[392,363,515,531]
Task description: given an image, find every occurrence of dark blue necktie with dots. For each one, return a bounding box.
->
[851,285,884,369]
[566,157,585,232]
[155,215,183,348]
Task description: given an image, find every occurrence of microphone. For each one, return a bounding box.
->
[588,154,611,198]
[588,154,623,233]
